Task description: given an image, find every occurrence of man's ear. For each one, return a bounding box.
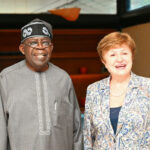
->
[50,43,54,52]
[19,44,25,55]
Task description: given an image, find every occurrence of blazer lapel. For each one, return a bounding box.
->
[99,76,115,137]
[116,73,139,135]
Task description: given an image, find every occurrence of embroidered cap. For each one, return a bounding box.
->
[21,18,53,42]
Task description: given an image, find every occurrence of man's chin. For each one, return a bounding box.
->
[31,62,49,72]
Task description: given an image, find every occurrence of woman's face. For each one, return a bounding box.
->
[102,45,133,78]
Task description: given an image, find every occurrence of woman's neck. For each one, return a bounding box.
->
[109,73,131,107]
[110,73,131,94]
[110,73,131,84]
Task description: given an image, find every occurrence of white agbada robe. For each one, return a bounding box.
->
[0,60,82,150]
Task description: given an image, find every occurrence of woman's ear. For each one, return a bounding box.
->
[19,44,25,55]
[101,58,105,65]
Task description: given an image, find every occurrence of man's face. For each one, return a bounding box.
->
[19,37,53,72]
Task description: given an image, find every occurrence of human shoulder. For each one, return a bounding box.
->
[131,73,150,97]
[132,73,150,86]
[48,62,71,80]
[0,60,26,78]
[87,76,109,92]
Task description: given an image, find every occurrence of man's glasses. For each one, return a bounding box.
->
[24,40,52,49]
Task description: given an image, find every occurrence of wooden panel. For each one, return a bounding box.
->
[0,29,115,52]
[51,57,102,74]
[53,29,115,35]
[0,53,102,74]
[71,73,109,110]
[52,51,99,58]
[51,51,101,74]
[0,30,20,52]
[53,29,115,52]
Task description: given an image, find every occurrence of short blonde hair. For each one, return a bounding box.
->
[97,32,136,60]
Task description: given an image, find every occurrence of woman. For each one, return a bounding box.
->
[84,32,150,149]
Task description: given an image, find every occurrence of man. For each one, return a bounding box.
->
[0,19,82,150]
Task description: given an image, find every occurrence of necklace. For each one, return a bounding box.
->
[110,88,127,97]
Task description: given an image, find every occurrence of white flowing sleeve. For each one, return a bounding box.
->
[0,74,8,150]
[68,80,83,150]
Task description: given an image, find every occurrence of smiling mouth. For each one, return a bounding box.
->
[115,64,126,69]
[33,53,48,60]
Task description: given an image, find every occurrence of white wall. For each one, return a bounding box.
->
[123,22,150,77]
[0,0,73,13]
[0,0,116,14]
